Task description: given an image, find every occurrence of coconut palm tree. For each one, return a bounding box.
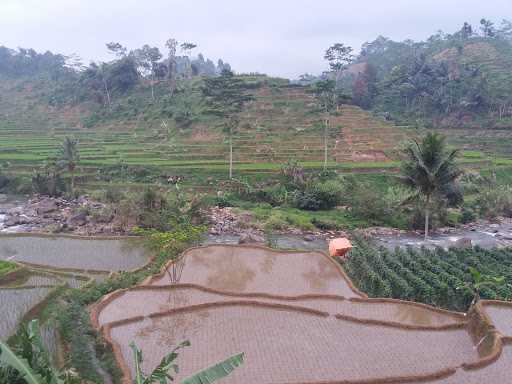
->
[400,133,463,240]
[58,137,79,195]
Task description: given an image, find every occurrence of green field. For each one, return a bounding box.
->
[0,260,17,278]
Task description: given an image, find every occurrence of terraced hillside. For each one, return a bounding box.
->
[1,76,508,193]
[0,84,415,186]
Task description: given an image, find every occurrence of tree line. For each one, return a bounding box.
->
[308,18,512,127]
[0,40,232,107]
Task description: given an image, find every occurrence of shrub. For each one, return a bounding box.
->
[291,180,344,211]
[311,217,339,230]
[253,184,288,206]
[474,186,512,218]
[32,169,67,197]
[461,206,477,224]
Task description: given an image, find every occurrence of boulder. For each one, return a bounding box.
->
[67,211,88,227]
[452,237,473,249]
[303,234,316,242]
[238,232,265,244]
[35,199,58,215]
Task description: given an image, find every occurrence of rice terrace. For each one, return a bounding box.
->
[91,244,512,384]
[2,2,512,384]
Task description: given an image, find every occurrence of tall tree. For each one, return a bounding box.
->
[180,42,197,79]
[57,136,79,195]
[106,42,127,58]
[400,133,463,240]
[165,38,179,96]
[324,43,354,87]
[202,70,253,179]
[134,45,163,100]
[460,22,473,39]
[309,80,338,170]
[480,19,496,38]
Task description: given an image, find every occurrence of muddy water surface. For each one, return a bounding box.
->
[0,235,150,271]
[150,245,358,297]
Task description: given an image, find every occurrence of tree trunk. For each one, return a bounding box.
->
[70,170,75,196]
[151,72,155,101]
[229,130,233,179]
[103,78,111,107]
[424,195,430,241]
[323,118,329,171]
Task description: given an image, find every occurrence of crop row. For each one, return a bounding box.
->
[343,241,512,311]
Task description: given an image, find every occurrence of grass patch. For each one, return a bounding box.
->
[0,260,17,277]
[235,203,369,231]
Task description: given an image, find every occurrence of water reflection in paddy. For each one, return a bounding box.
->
[0,235,150,271]
[0,235,147,341]
[149,245,358,297]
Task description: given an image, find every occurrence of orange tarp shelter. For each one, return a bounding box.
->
[329,238,352,258]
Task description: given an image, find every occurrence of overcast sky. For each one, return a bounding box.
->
[1,0,511,78]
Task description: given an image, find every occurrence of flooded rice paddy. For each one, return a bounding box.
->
[94,244,512,384]
[0,286,54,340]
[0,234,151,341]
[148,245,357,297]
[112,305,479,384]
[0,235,150,271]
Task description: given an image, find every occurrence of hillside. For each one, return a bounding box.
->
[0,79,412,186]
[343,24,512,129]
[2,30,512,192]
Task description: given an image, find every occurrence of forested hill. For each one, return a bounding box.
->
[339,19,512,129]
[1,19,512,135]
[0,40,233,131]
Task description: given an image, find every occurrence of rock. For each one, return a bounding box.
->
[303,235,316,242]
[4,216,20,226]
[451,237,473,249]
[238,232,265,244]
[0,175,9,189]
[35,199,58,215]
[67,211,88,227]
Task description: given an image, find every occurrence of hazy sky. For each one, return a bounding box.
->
[1,0,511,78]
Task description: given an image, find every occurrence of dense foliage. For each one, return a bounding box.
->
[343,240,512,311]
[329,19,512,127]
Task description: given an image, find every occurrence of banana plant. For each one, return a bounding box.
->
[458,266,506,306]
[0,338,45,384]
[130,340,244,384]
[1,320,244,384]
[0,320,77,384]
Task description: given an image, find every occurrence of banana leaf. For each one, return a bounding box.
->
[181,353,244,384]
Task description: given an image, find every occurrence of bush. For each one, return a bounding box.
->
[461,206,477,224]
[474,186,512,218]
[291,180,344,211]
[253,184,288,206]
[32,167,67,197]
[311,217,339,230]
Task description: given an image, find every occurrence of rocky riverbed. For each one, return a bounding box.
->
[2,196,512,250]
[0,195,124,235]
[207,206,512,249]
